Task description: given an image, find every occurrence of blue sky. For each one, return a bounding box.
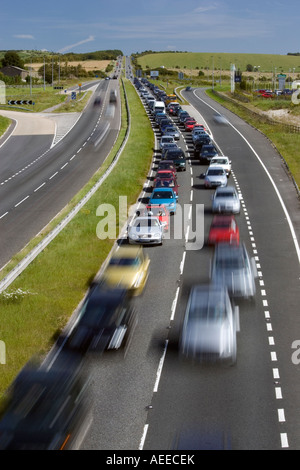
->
[0,0,299,56]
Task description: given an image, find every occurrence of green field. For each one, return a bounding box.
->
[136,52,300,75]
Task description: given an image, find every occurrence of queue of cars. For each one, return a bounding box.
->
[134,77,257,366]
[0,73,259,449]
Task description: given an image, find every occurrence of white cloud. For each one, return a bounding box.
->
[13,34,34,39]
[58,35,95,53]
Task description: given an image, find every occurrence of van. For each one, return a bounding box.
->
[152,100,165,115]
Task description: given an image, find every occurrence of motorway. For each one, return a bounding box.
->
[79,77,300,450]
[0,78,121,269]
[1,57,300,450]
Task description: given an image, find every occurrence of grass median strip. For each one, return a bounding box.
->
[0,78,154,399]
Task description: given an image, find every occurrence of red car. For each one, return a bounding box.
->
[154,175,179,196]
[143,204,170,231]
[155,169,176,180]
[208,215,240,245]
[184,119,197,131]
[261,92,273,98]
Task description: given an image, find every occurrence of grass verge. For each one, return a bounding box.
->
[205,88,300,189]
[0,115,11,136]
[0,78,154,399]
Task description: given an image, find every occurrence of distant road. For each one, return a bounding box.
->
[0,78,121,269]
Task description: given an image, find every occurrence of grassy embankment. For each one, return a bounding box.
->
[0,80,96,113]
[0,115,10,135]
[205,87,300,188]
[0,78,154,399]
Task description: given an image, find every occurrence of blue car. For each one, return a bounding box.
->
[149,187,177,214]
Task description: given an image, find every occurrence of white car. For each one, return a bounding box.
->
[128,216,164,245]
[209,156,232,176]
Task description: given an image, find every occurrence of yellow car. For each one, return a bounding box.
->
[102,245,150,296]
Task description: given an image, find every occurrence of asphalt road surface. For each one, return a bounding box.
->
[0,78,121,269]
[79,84,300,450]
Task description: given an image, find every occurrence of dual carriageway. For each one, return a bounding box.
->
[0,56,300,450]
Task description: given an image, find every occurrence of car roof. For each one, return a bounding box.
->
[152,187,174,192]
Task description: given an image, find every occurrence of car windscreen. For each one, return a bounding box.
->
[207,169,225,176]
[109,257,141,266]
[188,295,227,322]
[215,191,236,198]
[133,219,160,228]
[211,159,227,165]
[152,191,173,199]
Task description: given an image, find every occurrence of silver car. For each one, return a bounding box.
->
[163,126,180,140]
[210,243,258,299]
[203,167,227,189]
[212,186,240,214]
[179,284,239,364]
[128,216,163,245]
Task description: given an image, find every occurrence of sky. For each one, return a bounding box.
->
[0,0,299,56]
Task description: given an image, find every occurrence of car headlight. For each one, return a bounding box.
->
[153,232,161,239]
[130,232,139,239]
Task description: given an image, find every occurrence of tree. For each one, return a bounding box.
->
[2,51,24,68]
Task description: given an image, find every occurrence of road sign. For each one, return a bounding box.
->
[7,100,34,105]
[71,92,76,100]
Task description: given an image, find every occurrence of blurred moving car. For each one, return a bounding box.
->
[212,186,240,214]
[208,215,240,245]
[202,167,227,189]
[209,156,232,176]
[93,96,101,106]
[213,114,229,124]
[210,243,258,299]
[179,284,239,364]
[0,362,91,450]
[128,216,164,245]
[101,246,150,296]
[66,285,136,353]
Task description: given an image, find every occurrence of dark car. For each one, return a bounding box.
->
[93,96,101,106]
[154,175,180,196]
[179,112,191,124]
[198,144,219,164]
[66,285,136,354]
[157,160,177,174]
[194,135,212,157]
[0,361,91,450]
[163,148,186,171]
